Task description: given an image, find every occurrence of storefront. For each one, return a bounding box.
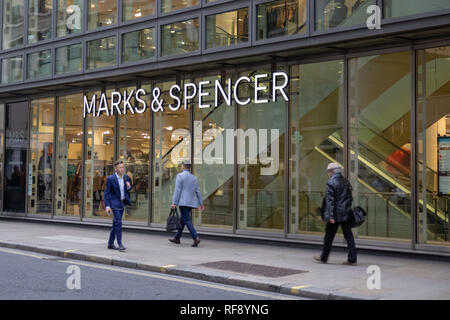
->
[0,0,449,255]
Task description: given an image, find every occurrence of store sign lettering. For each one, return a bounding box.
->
[83,72,289,118]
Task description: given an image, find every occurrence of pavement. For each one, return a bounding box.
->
[0,218,449,300]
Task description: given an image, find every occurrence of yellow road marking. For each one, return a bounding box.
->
[160,264,176,273]
[291,285,311,294]
[58,260,298,300]
[63,249,79,258]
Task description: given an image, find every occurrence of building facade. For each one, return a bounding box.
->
[0,0,449,255]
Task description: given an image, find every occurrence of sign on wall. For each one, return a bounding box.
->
[438,135,450,196]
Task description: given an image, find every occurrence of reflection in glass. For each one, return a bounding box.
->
[84,91,115,218]
[384,0,450,19]
[192,74,234,228]
[161,0,199,13]
[315,0,372,31]
[57,0,83,37]
[88,0,117,29]
[4,102,28,213]
[2,56,23,84]
[2,0,25,49]
[152,80,191,224]
[87,36,117,69]
[27,50,51,80]
[161,19,199,56]
[237,69,286,232]
[349,52,412,241]
[289,60,345,234]
[55,94,84,216]
[257,0,307,40]
[417,46,450,245]
[0,104,4,209]
[28,98,55,214]
[123,0,156,21]
[28,0,52,43]
[206,8,249,49]
[56,43,83,74]
[118,88,150,222]
[122,29,155,63]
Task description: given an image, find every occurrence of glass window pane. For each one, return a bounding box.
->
[237,69,286,232]
[117,88,150,222]
[349,51,412,242]
[2,0,25,49]
[384,0,450,19]
[55,94,84,216]
[152,80,191,225]
[57,0,83,37]
[161,19,199,57]
[257,0,307,40]
[122,29,155,63]
[56,43,82,74]
[87,36,117,70]
[206,8,249,49]
[27,50,51,80]
[88,0,117,30]
[4,102,28,212]
[417,46,450,246]
[161,0,199,13]
[315,0,372,31]
[2,56,24,84]
[28,98,55,215]
[84,90,115,219]
[0,104,4,208]
[289,60,345,234]
[123,0,156,21]
[28,0,52,43]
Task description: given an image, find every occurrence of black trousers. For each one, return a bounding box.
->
[321,221,357,263]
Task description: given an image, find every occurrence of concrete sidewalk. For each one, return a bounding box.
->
[0,219,449,300]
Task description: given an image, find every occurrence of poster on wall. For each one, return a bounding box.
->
[438,135,450,196]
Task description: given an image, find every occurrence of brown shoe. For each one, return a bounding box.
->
[192,238,201,247]
[343,261,357,266]
[169,238,180,244]
[313,256,327,264]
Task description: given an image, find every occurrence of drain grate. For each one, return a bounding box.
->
[195,260,308,278]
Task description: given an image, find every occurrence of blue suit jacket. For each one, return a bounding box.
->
[104,174,132,209]
[172,170,203,208]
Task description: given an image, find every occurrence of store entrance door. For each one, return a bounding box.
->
[4,101,29,213]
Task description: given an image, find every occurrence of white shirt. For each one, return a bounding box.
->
[116,173,125,200]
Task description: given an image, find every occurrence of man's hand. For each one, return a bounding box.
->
[106,207,112,216]
[126,181,131,190]
[330,219,335,224]
[171,204,176,210]
[199,205,204,211]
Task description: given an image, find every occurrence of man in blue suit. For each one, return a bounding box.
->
[170,161,204,247]
[104,160,132,251]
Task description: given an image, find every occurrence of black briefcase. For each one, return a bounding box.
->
[166,208,182,232]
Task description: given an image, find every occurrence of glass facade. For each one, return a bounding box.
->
[206,8,249,49]
[161,19,199,57]
[257,0,307,40]
[122,29,155,63]
[57,0,83,37]
[123,0,156,21]
[161,0,199,13]
[28,0,52,44]
[315,0,372,31]
[2,0,25,49]
[384,0,450,19]
[87,36,117,69]
[88,0,117,30]
[2,56,23,84]
[55,43,82,75]
[27,50,51,79]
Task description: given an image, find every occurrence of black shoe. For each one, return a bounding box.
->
[313,256,327,264]
[169,238,180,244]
[108,244,119,250]
[192,238,201,247]
[342,261,357,266]
[118,245,126,251]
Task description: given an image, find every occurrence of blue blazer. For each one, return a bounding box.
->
[172,170,203,209]
[104,174,132,209]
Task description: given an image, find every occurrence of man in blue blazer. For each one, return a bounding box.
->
[170,161,204,247]
[104,160,132,251]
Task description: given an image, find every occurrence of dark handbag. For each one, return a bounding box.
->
[166,208,182,232]
[351,206,367,228]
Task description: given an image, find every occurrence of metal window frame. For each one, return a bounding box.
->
[381,0,450,24]
[121,0,158,25]
[119,23,157,66]
[54,42,84,77]
[159,0,202,17]
[24,47,53,82]
[26,0,55,49]
[84,31,119,73]
[86,0,119,33]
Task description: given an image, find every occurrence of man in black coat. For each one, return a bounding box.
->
[314,163,357,265]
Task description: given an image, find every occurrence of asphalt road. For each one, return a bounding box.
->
[0,248,304,300]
